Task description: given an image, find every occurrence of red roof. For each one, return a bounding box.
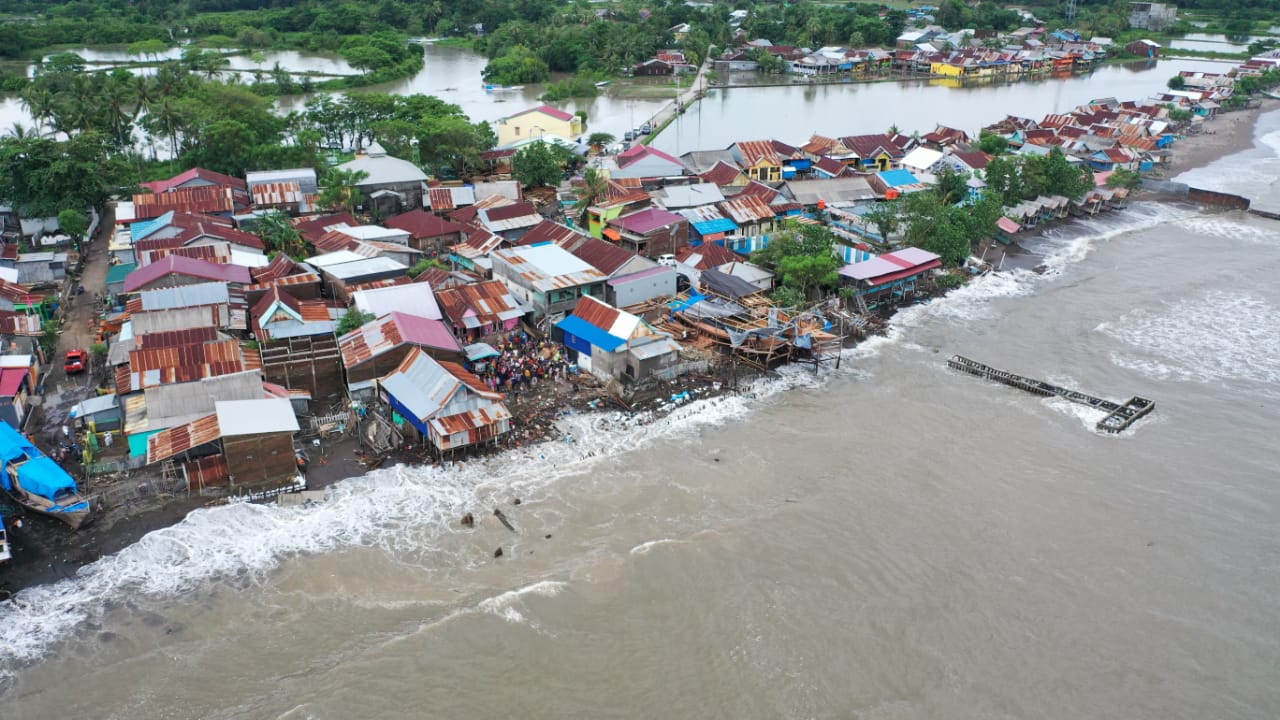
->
[699,161,745,186]
[132,186,247,219]
[339,311,461,368]
[294,212,357,243]
[141,167,247,194]
[485,201,539,222]
[519,220,585,247]
[123,255,252,293]
[676,243,740,270]
[507,104,575,122]
[0,368,27,397]
[564,236,637,275]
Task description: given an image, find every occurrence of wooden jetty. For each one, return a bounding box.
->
[947,355,1154,433]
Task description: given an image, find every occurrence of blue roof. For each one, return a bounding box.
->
[556,315,626,352]
[129,210,175,241]
[691,217,739,235]
[878,169,921,187]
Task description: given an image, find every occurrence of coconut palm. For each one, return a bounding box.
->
[317,168,369,213]
[573,167,609,224]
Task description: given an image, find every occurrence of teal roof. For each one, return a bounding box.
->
[129,211,174,241]
[106,262,137,285]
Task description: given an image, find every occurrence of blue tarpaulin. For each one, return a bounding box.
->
[557,315,626,353]
[0,423,79,501]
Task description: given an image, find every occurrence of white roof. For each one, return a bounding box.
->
[0,267,17,284]
[70,393,119,418]
[324,256,408,280]
[0,355,32,368]
[901,147,944,172]
[230,249,270,268]
[138,282,229,310]
[215,398,299,436]
[338,152,428,186]
[656,183,726,209]
[353,283,442,320]
[337,225,411,243]
[115,201,137,223]
[306,250,368,268]
[246,168,317,186]
[492,243,605,292]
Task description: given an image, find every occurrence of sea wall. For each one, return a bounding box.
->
[1141,179,1252,210]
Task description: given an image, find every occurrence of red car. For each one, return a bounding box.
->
[64,349,88,374]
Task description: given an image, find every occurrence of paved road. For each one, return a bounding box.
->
[640,51,713,143]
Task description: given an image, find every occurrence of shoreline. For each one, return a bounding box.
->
[1,77,1272,604]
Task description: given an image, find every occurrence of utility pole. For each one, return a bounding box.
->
[1065,0,1077,26]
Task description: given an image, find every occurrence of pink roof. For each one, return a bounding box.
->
[840,248,942,284]
[996,217,1022,234]
[509,105,575,122]
[123,255,252,293]
[388,311,462,353]
[617,144,685,169]
[610,208,685,235]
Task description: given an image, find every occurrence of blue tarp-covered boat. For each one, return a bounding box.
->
[0,424,91,529]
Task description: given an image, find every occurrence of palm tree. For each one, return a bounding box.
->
[3,123,34,140]
[101,73,137,149]
[573,167,609,225]
[317,168,369,213]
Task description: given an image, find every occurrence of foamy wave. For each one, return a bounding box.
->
[0,364,815,673]
[476,580,567,624]
[1102,290,1280,386]
[1176,216,1277,245]
[629,538,682,555]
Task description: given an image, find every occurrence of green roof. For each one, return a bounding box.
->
[106,263,137,285]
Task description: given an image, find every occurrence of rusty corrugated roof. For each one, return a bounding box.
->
[146,413,222,464]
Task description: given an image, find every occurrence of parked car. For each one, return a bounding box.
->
[657,254,677,267]
[640,122,652,135]
[64,349,88,374]
[623,130,636,142]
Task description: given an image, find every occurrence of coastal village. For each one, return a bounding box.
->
[0,13,1274,582]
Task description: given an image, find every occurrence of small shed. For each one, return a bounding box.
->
[605,265,678,308]
[214,398,300,488]
[106,262,137,297]
[69,393,123,432]
[0,367,31,430]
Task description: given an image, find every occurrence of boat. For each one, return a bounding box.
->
[594,80,611,87]
[0,424,91,530]
[0,515,11,564]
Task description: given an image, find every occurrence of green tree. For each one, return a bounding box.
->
[408,257,447,278]
[1167,75,1185,90]
[336,307,375,335]
[573,167,609,224]
[776,252,842,300]
[0,133,127,217]
[482,45,550,84]
[1106,167,1143,191]
[255,210,307,258]
[861,202,900,243]
[978,132,1008,155]
[513,141,565,188]
[317,167,369,213]
[934,165,968,205]
[586,132,615,153]
[57,208,89,243]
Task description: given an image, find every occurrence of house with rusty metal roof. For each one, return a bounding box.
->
[251,285,339,341]
[339,311,463,388]
[133,185,251,220]
[433,279,527,341]
[554,296,681,381]
[425,185,477,213]
[611,144,689,181]
[489,242,609,316]
[141,167,247,195]
[377,347,511,454]
[145,397,301,491]
[476,201,542,241]
[115,326,257,395]
[385,208,468,254]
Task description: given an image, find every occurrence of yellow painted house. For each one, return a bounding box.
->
[496,105,584,147]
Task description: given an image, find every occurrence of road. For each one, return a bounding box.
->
[640,50,713,144]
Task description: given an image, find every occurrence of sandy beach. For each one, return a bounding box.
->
[1158,98,1280,178]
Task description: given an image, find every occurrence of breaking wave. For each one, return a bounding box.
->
[0,201,1202,675]
[1101,290,1280,387]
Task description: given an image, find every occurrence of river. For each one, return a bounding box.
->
[651,58,1237,154]
[2,106,1279,719]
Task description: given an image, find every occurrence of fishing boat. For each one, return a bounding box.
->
[0,515,11,564]
[0,424,91,530]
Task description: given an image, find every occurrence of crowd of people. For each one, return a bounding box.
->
[472,331,574,399]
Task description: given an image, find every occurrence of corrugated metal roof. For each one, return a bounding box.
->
[250,181,304,207]
[339,311,460,368]
[135,326,220,349]
[132,186,244,219]
[568,296,642,342]
[353,283,442,320]
[124,255,251,293]
[491,243,607,293]
[146,413,222,464]
[215,398,299,436]
[434,280,524,330]
[323,256,408,281]
[137,282,230,311]
[609,208,686,235]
